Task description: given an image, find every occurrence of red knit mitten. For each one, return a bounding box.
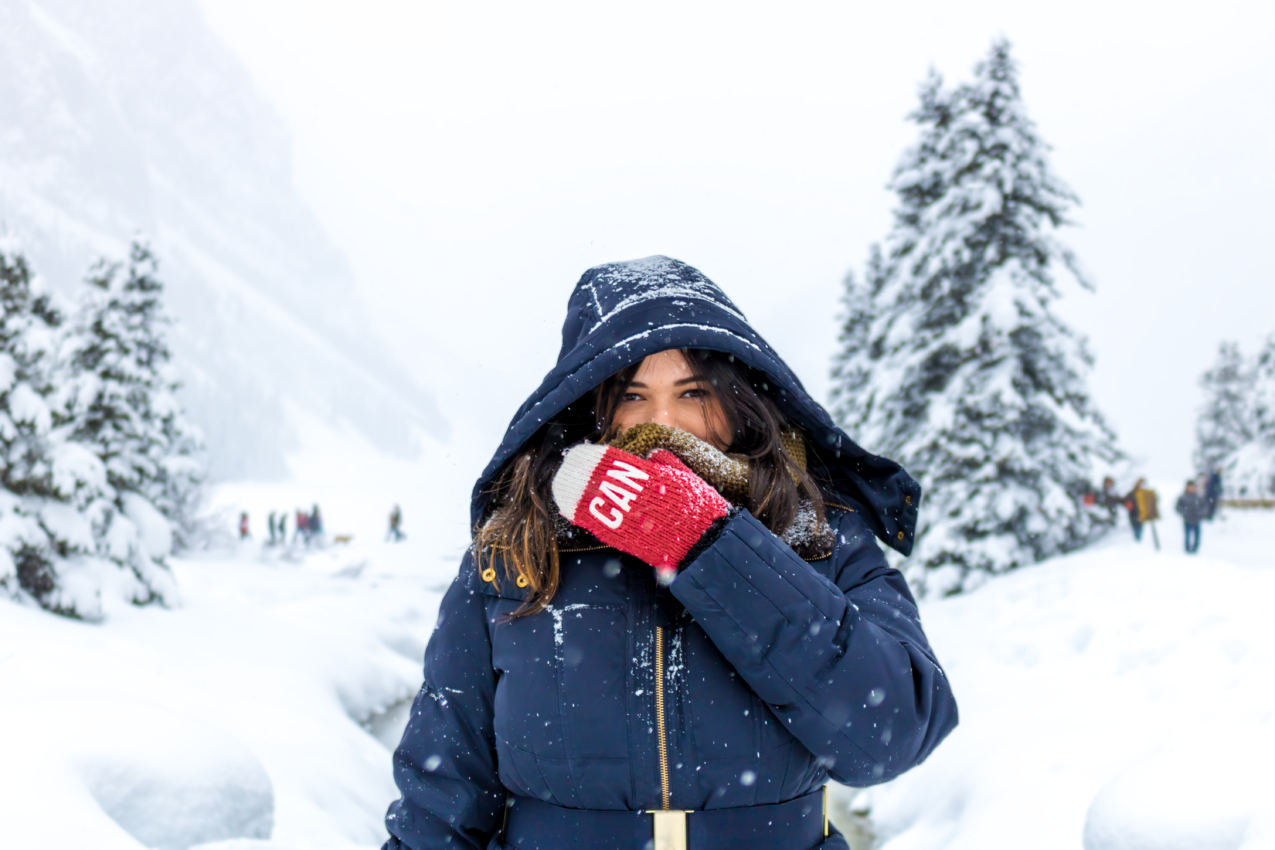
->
[552,443,731,582]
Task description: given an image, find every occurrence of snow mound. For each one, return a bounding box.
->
[854,510,1275,850]
[0,699,274,849]
[0,515,447,849]
[76,704,273,850]
[1083,749,1259,850]
[186,841,370,850]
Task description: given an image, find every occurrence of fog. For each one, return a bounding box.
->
[0,0,445,481]
[193,0,1275,484]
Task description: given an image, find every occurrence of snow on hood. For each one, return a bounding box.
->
[472,256,921,555]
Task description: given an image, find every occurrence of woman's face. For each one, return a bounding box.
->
[611,349,732,451]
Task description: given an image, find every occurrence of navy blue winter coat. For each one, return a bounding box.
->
[1175,491,1208,525]
[384,257,958,849]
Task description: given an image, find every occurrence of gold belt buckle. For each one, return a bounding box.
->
[646,809,692,850]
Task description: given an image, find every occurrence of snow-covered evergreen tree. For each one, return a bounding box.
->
[0,240,198,619]
[830,245,885,429]
[61,242,206,554]
[1225,336,1275,497]
[0,241,117,617]
[831,40,1120,595]
[1194,341,1255,475]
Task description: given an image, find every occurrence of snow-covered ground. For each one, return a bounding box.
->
[857,508,1275,850]
[0,532,449,850]
[3,492,1272,849]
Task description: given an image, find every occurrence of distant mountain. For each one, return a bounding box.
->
[0,0,446,480]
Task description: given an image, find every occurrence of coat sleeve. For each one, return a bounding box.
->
[384,553,504,850]
[669,507,958,786]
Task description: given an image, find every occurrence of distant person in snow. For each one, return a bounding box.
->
[238,512,250,540]
[309,505,324,546]
[267,511,278,545]
[1098,476,1122,520]
[1081,479,1116,528]
[1176,480,1207,554]
[276,511,287,543]
[1124,479,1148,541]
[1205,468,1223,520]
[381,257,957,850]
[387,504,404,542]
[295,509,309,545]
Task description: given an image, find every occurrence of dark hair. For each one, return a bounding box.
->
[475,349,824,617]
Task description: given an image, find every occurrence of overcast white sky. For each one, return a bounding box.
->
[200,0,1274,484]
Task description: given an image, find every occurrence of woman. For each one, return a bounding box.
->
[384,257,957,850]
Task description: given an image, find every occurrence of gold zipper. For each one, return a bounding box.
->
[655,625,670,810]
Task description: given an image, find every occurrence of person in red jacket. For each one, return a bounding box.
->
[294,509,309,545]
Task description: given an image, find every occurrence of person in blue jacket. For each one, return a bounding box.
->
[383,257,958,850]
[1204,468,1222,520]
[1175,480,1207,554]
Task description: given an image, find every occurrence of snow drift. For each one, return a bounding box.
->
[854,508,1275,850]
[0,532,437,848]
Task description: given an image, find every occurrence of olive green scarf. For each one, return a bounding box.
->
[606,422,808,504]
[579,422,834,558]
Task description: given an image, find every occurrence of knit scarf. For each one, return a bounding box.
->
[554,423,834,558]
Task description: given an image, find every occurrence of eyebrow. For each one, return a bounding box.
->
[627,377,703,389]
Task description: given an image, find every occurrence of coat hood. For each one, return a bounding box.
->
[471,256,920,555]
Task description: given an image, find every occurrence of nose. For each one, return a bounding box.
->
[649,407,676,428]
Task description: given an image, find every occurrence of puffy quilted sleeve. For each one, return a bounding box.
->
[669,507,958,785]
[384,553,504,849]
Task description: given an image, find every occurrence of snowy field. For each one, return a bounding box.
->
[858,508,1275,850]
[3,499,1272,849]
[0,533,450,850]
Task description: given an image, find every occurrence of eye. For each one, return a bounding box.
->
[682,387,710,399]
[621,392,643,403]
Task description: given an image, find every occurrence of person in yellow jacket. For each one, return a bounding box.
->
[1123,479,1147,541]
